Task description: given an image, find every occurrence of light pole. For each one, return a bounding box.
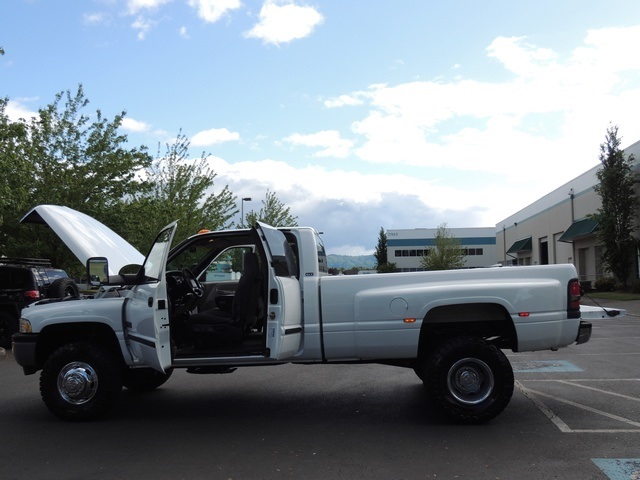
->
[240,197,251,227]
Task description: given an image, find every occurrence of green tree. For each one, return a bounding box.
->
[0,86,153,272]
[374,227,387,267]
[0,98,30,229]
[592,125,638,288]
[118,131,237,251]
[244,190,298,227]
[373,227,397,272]
[420,223,466,271]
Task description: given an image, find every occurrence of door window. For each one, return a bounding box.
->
[143,227,174,281]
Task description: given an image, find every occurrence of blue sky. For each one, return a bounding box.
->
[3,1,640,254]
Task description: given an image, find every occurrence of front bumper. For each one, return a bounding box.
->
[575,320,592,345]
[12,333,39,374]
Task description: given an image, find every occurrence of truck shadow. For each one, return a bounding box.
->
[114,369,452,428]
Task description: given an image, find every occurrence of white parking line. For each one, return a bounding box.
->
[557,380,640,403]
[515,381,572,432]
[515,381,640,433]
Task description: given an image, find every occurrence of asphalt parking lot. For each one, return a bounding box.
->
[510,297,640,479]
[1,298,640,479]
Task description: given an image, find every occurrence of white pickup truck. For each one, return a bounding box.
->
[12,205,591,423]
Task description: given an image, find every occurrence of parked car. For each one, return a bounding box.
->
[0,258,79,348]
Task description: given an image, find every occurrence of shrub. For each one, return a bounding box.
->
[594,276,617,292]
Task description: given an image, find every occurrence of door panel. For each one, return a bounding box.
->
[256,222,303,360]
[124,222,177,372]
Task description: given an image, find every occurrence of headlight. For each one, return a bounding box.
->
[19,318,32,333]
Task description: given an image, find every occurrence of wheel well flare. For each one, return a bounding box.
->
[36,323,121,368]
[419,303,517,352]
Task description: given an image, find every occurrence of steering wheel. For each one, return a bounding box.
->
[182,267,204,298]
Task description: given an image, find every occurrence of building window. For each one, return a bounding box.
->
[394,249,429,257]
[461,248,484,256]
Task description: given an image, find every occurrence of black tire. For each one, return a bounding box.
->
[424,336,514,423]
[40,343,123,421]
[123,367,173,392]
[0,311,18,349]
[49,278,80,298]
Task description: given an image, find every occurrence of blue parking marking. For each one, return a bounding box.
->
[512,360,582,373]
[593,458,640,479]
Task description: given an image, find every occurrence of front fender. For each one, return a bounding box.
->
[21,297,125,333]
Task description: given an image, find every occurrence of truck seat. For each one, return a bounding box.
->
[188,252,262,346]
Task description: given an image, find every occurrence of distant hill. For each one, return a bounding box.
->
[327,254,376,270]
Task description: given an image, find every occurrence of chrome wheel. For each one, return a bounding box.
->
[57,361,99,405]
[446,357,494,405]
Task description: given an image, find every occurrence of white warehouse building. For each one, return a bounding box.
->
[496,139,640,288]
[387,227,498,272]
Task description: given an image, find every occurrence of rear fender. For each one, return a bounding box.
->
[418,302,517,358]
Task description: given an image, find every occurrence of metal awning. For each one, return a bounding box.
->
[558,218,598,243]
[506,236,532,254]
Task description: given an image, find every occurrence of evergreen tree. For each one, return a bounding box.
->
[373,227,397,272]
[374,227,388,267]
[420,223,466,271]
[592,125,638,288]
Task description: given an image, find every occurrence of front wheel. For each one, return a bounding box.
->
[40,343,123,421]
[424,336,514,423]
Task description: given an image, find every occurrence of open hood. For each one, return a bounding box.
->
[21,205,145,276]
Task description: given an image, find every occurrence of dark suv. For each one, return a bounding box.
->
[0,258,79,349]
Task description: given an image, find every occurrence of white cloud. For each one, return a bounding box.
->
[283,130,354,158]
[191,127,240,146]
[5,99,37,122]
[323,93,365,109]
[204,156,499,253]
[127,0,173,15]
[324,26,640,187]
[486,36,558,78]
[131,16,156,39]
[179,26,189,38]
[244,0,324,45]
[83,12,110,25]
[188,0,241,23]
[121,117,151,133]
[576,26,640,71]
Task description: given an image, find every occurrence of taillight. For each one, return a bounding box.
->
[568,279,581,318]
[23,290,41,300]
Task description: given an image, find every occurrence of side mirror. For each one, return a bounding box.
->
[87,257,109,286]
